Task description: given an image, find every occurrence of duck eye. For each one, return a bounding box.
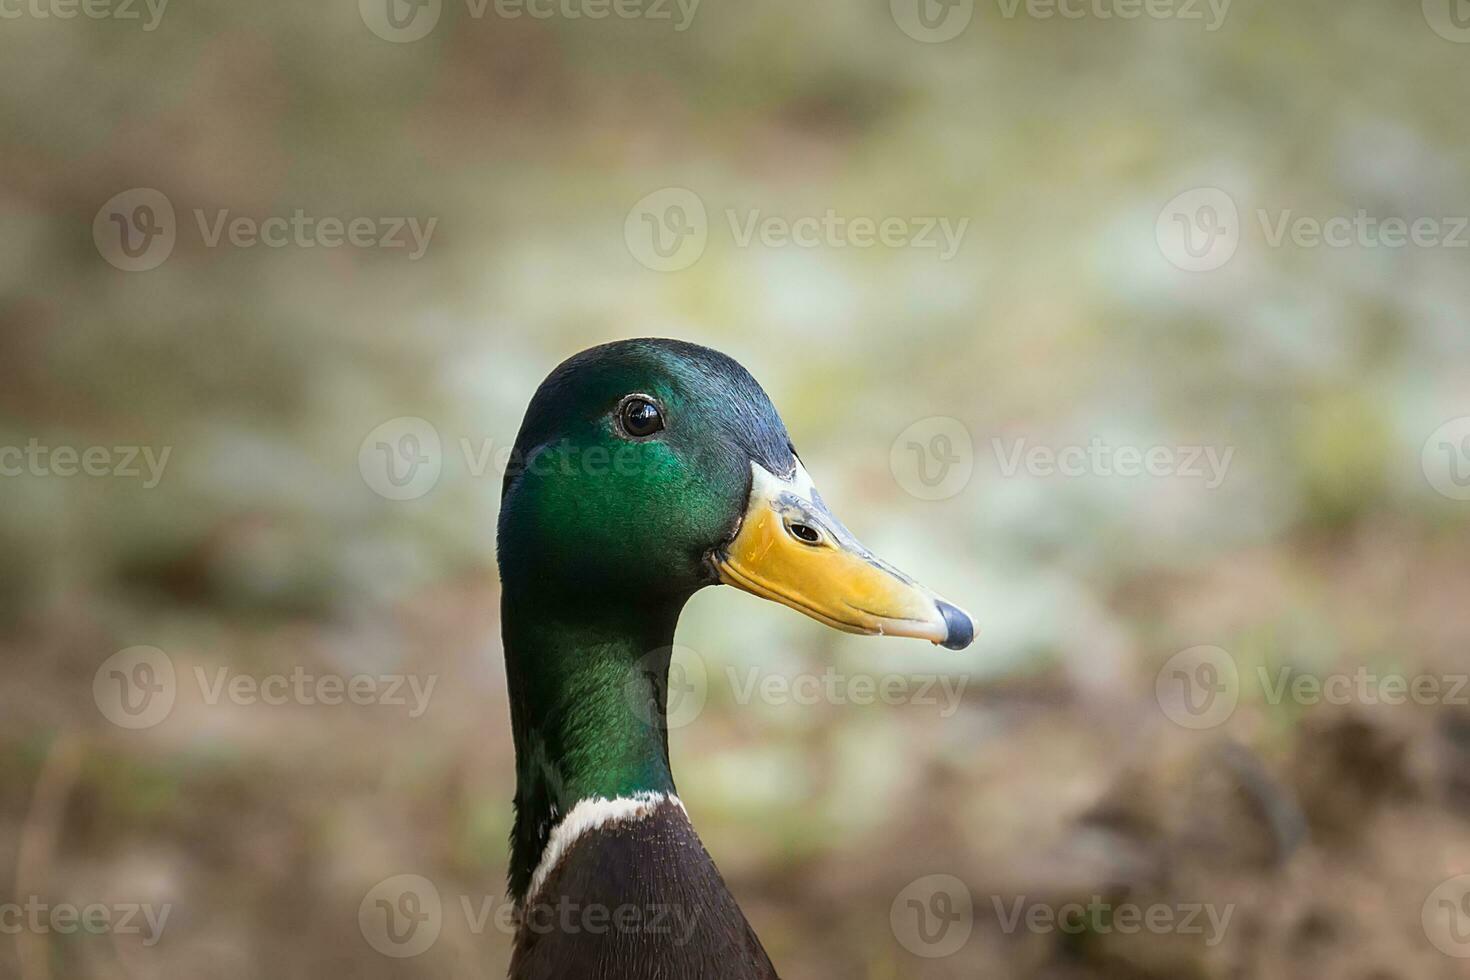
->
[618,396,664,438]
[785,520,822,545]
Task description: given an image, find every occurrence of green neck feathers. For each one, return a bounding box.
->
[501,588,683,901]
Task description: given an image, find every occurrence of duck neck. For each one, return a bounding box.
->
[500,582,685,903]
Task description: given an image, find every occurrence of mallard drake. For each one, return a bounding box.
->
[497,339,973,979]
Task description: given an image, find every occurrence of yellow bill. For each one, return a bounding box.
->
[712,462,974,650]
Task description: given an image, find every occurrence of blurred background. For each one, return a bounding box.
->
[2,0,1470,976]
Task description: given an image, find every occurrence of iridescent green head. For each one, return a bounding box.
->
[497,339,795,605]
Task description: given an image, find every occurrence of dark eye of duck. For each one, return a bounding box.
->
[617,395,664,438]
[785,520,822,545]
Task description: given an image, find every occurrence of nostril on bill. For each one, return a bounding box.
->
[785,521,821,544]
[936,600,974,650]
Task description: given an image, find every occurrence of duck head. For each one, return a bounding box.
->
[497,338,974,905]
[497,338,973,649]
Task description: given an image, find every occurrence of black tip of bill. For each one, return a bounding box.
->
[936,600,975,651]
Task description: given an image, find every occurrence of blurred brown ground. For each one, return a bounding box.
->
[2,0,1469,977]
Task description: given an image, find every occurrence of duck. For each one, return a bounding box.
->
[497,338,974,979]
